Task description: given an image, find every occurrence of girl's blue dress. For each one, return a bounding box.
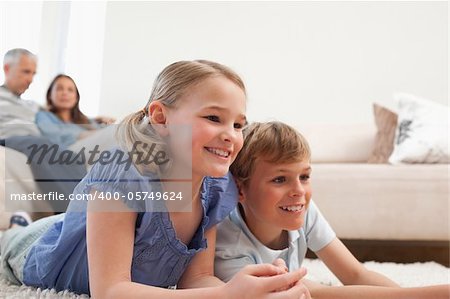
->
[22,149,238,295]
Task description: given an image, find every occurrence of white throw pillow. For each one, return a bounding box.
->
[389,93,449,164]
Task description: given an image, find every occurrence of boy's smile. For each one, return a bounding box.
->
[280,204,306,213]
[239,159,312,249]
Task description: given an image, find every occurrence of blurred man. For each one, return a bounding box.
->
[0,48,40,138]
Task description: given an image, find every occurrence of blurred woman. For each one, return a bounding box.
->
[35,74,115,148]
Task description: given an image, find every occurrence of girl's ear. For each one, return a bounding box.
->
[148,101,169,136]
[149,101,166,124]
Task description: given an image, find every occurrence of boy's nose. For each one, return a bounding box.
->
[290,181,306,198]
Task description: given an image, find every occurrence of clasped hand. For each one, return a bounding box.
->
[223,258,311,299]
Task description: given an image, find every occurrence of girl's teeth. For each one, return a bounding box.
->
[207,148,229,157]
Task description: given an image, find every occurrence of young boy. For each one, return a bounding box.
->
[215,121,449,299]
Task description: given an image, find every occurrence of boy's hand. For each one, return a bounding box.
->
[272,258,311,299]
[272,258,289,291]
[272,258,288,273]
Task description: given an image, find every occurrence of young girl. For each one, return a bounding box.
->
[215,121,450,299]
[1,61,309,298]
[35,74,115,148]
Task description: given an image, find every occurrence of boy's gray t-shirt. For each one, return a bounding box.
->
[215,200,336,282]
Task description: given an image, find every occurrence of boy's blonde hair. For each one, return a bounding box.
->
[230,121,311,185]
[116,60,246,174]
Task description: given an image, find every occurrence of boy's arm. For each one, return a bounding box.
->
[303,280,449,299]
[315,238,399,287]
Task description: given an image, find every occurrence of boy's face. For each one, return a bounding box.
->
[239,158,312,242]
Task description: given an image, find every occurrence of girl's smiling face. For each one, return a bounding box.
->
[164,76,247,180]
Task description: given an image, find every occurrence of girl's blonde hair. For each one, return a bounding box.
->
[116,60,246,174]
[230,121,311,185]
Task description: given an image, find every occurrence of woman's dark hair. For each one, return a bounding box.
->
[46,74,91,125]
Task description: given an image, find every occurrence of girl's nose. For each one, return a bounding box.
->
[220,125,235,143]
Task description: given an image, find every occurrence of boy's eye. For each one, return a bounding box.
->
[205,115,220,122]
[272,176,286,183]
[300,175,310,182]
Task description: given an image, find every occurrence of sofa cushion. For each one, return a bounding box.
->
[389,93,449,164]
[299,124,376,163]
[367,104,398,163]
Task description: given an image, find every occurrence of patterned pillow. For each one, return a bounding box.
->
[389,93,449,164]
[368,103,398,163]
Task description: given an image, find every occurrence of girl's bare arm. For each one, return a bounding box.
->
[86,191,309,299]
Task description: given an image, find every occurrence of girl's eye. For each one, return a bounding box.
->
[300,175,310,182]
[234,122,245,129]
[205,115,220,122]
[272,176,286,184]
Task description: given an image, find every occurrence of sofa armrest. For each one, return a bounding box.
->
[312,163,449,241]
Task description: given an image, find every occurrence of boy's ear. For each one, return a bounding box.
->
[235,180,246,203]
[148,101,169,136]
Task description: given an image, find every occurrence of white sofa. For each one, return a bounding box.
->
[299,123,449,242]
[2,124,448,243]
[0,146,52,229]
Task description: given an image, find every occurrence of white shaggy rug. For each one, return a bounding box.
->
[302,259,449,287]
[0,259,448,298]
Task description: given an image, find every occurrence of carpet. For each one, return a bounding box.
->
[0,259,448,298]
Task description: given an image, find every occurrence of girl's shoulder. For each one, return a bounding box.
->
[201,172,239,230]
[35,110,61,123]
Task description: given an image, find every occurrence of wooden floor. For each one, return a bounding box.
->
[306,239,450,267]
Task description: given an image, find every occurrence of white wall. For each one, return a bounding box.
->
[98,2,447,126]
[0,1,43,102]
[64,1,107,117]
